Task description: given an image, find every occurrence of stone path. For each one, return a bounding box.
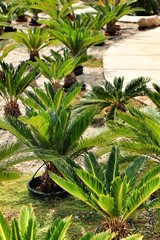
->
[103,26,160,88]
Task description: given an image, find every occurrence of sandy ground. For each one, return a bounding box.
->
[0,19,140,173]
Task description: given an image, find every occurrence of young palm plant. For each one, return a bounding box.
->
[75,76,149,120]
[0,87,110,193]
[29,0,77,20]
[0,61,38,117]
[2,28,54,61]
[91,0,141,35]
[33,49,86,90]
[49,18,107,57]
[49,146,160,239]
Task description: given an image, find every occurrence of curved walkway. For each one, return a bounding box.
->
[103,27,160,87]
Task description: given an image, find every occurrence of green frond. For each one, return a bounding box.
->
[0,211,11,239]
[106,146,119,189]
[122,234,143,240]
[147,198,160,209]
[110,176,128,215]
[0,171,21,181]
[44,216,71,240]
[49,171,89,202]
[123,177,160,222]
[125,155,146,187]
[76,169,107,196]
[84,152,105,183]
[63,109,96,154]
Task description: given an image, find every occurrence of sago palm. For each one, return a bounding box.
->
[32,49,85,90]
[3,28,54,61]
[0,93,108,192]
[91,0,141,35]
[0,61,38,117]
[50,146,160,239]
[75,76,149,120]
[49,19,107,57]
[111,107,160,162]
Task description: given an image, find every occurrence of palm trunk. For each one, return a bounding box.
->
[40,163,63,193]
[29,50,39,62]
[106,22,117,35]
[4,100,21,118]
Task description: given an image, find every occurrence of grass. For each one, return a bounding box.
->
[0,174,102,239]
[83,57,103,68]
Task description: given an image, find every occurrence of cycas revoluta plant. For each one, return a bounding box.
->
[50,146,160,239]
[0,205,142,239]
[2,28,54,61]
[0,88,106,192]
[49,18,107,57]
[91,0,141,35]
[75,76,149,120]
[33,49,86,90]
[111,107,160,162]
[0,61,38,117]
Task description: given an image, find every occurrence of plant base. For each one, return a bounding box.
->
[27,176,68,198]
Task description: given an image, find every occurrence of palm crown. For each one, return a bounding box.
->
[50,146,160,239]
[32,49,85,90]
[3,28,54,61]
[0,61,38,117]
[75,76,149,120]
[49,19,107,57]
[92,0,141,34]
[20,82,82,114]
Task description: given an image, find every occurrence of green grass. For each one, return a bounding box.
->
[0,174,102,239]
[83,57,103,68]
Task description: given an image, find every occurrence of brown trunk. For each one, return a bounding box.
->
[29,50,39,62]
[101,219,130,239]
[40,163,63,193]
[64,72,77,88]
[106,22,117,35]
[4,100,21,118]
